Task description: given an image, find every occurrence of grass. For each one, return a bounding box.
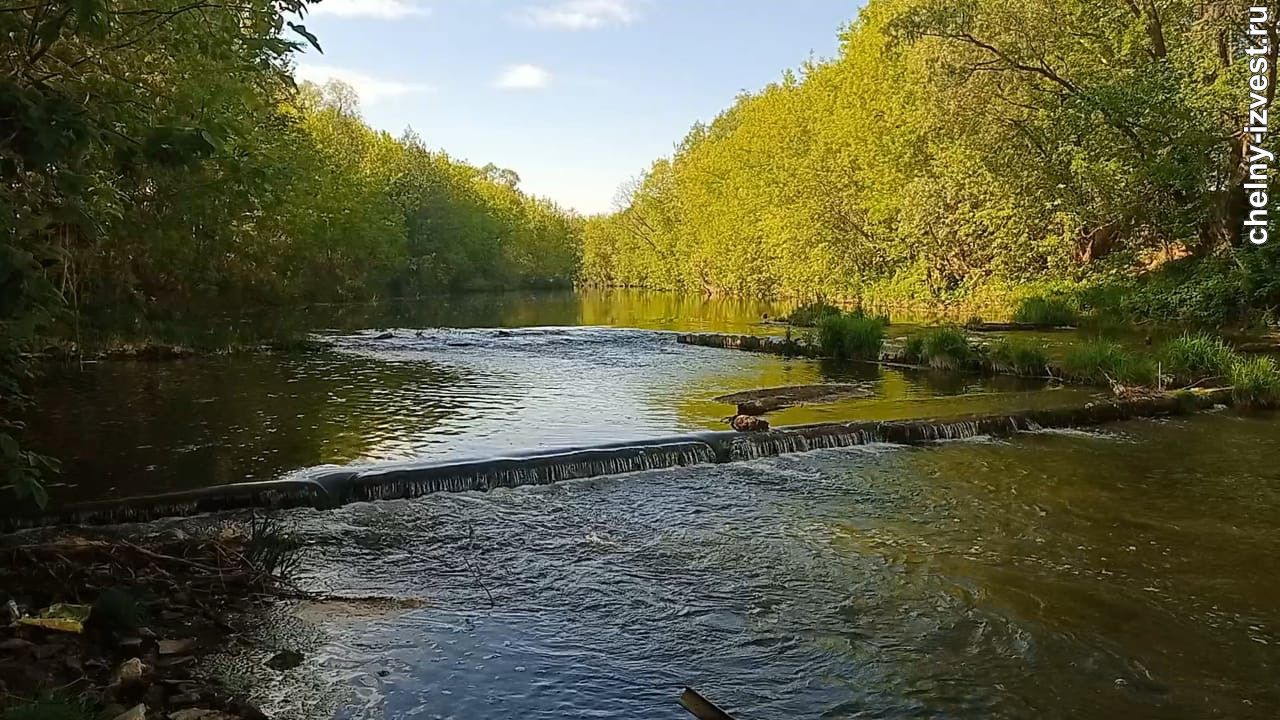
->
[0,696,91,720]
[1012,296,1078,326]
[986,337,1050,376]
[907,326,980,371]
[1228,355,1280,408]
[1061,340,1157,385]
[816,311,887,360]
[1160,332,1235,386]
[784,300,842,327]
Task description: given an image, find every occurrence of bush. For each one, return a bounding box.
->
[0,696,91,720]
[1160,332,1235,386]
[912,326,979,371]
[987,337,1050,376]
[1013,296,1078,326]
[817,312,887,360]
[903,333,925,363]
[1228,356,1280,408]
[784,300,842,327]
[1062,340,1156,385]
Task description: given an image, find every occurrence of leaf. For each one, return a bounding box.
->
[0,433,17,459]
[199,130,225,154]
[288,23,323,54]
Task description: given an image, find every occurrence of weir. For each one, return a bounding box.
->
[2,389,1232,531]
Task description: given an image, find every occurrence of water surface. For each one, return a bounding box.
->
[233,411,1280,720]
[29,292,1087,503]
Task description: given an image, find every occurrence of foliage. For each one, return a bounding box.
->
[912,326,979,371]
[582,0,1276,318]
[1012,297,1078,326]
[1228,356,1280,409]
[0,696,91,720]
[784,300,842,327]
[903,334,925,363]
[1061,340,1156,386]
[816,312,887,360]
[1081,254,1277,326]
[1160,333,1235,386]
[0,1,580,505]
[987,338,1050,376]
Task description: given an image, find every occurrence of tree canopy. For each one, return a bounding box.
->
[583,0,1278,310]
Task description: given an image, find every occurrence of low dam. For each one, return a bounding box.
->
[5,388,1229,530]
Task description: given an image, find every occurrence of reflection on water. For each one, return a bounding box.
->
[28,293,1091,503]
[236,411,1280,720]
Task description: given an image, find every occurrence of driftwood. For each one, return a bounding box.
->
[715,384,873,415]
[963,322,1077,332]
[679,687,739,720]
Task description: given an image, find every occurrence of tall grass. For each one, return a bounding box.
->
[817,312,887,360]
[987,337,1050,376]
[0,696,91,720]
[907,326,980,370]
[1061,340,1157,385]
[1160,332,1235,386]
[1229,356,1280,408]
[784,300,842,327]
[1013,296,1078,326]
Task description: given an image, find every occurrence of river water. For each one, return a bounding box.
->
[23,291,1280,718]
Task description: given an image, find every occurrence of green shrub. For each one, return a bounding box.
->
[913,326,979,371]
[784,300,842,327]
[987,337,1050,376]
[903,333,925,363]
[1160,332,1235,386]
[1062,340,1156,385]
[1012,296,1078,326]
[0,696,91,720]
[1228,356,1280,408]
[817,312,887,360]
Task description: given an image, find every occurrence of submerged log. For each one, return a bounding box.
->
[678,688,738,720]
[715,383,873,409]
[963,322,1077,332]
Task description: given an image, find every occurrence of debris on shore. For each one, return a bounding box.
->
[0,517,301,720]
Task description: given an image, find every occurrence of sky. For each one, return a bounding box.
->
[293,0,863,215]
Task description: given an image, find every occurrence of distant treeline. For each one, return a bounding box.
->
[2,0,580,321]
[582,0,1280,319]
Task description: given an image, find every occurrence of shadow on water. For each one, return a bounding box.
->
[27,293,1086,504]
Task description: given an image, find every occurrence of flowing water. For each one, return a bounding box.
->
[21,291,1280,718]
[27,291,1087,504]
[225,412,1280,720]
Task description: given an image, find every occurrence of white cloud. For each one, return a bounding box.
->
[310,0,430,19]
[519,0,637,30]
[294,64,431,104]
[494,64,552,90]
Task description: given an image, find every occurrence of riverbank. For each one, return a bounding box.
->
[0,519,299,720]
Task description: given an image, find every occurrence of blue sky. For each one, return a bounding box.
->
[293,0,862,214]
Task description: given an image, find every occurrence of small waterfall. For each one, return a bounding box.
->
[724,423,883,460]
[5,388,1235,530]
[340,441,719,503]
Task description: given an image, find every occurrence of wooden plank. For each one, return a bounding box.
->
[678,687,739,720]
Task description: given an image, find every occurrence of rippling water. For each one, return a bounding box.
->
[28,295,1088,503]
[224,411,1280,720]
[22,291,1280,718]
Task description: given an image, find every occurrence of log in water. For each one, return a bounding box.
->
[3,389,1231,530]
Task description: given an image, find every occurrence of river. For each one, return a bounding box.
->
[22,290,1280,718]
